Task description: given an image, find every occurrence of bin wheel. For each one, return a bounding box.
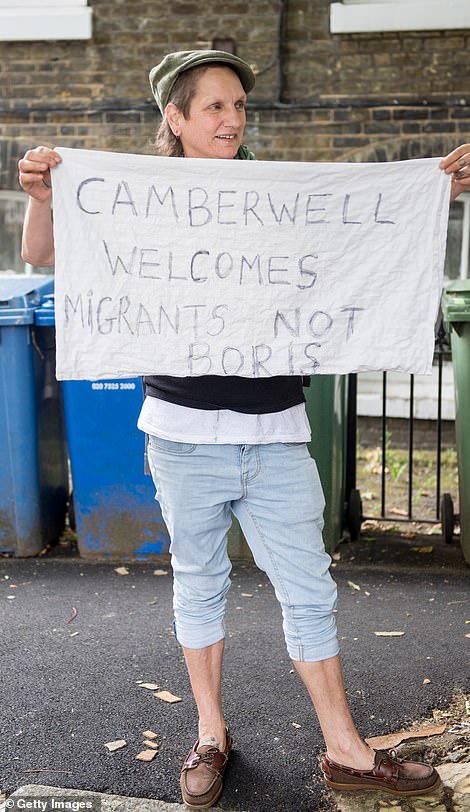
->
[441,493,454,544]
[347,488,363,542]
[68,491,76,532]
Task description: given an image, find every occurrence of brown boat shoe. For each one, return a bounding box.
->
[180,727,232,809]
[321,748,441,796]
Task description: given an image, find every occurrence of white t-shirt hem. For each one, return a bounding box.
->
[137,397,311,445]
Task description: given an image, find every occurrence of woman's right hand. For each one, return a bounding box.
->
[18,146,61,202]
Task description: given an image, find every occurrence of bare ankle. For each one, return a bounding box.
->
[327,739,375,770]
[198,720,227,750]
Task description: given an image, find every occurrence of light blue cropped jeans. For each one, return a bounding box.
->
[147,437,339,662]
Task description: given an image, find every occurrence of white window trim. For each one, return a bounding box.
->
[0,191,29,275]
[0,2,92,41]
[330,0,470,33]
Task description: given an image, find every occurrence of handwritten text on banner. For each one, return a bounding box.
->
[52,148,451,380]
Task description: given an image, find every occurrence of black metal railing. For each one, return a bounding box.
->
[347,320,456,528]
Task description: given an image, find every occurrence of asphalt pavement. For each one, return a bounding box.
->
[1,531,469,811]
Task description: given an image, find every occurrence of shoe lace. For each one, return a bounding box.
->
[196,747,220,764]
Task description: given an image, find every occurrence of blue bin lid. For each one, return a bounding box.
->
[34,293,56,326]
[0,275,54,325]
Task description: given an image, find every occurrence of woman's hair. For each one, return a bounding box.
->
[154,63,226,157]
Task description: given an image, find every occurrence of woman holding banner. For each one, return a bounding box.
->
[19,49,470,810]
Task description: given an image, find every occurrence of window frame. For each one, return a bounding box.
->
[330,0,470,34]
[0,191,30,275]
[0,1,92,41]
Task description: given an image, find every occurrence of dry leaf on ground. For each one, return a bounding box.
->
[65,607,78,624]
[153,569,168,576]
[374,631,405,637]
[104,739,127,752]
[366,723,446,750]
[143,739,159,749]
[139,683,161,691]
[347,580,361,591]
[136,749,157,761]
[114,567,129,576]
[410,546,434,554]
[142,729,158,739]
[153,690,182,704]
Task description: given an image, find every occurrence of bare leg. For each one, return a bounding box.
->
[182,640,227,748]
[294,654,375,769]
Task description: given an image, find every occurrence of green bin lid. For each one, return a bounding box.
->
[441,279,470,324]
[0,275,54,325]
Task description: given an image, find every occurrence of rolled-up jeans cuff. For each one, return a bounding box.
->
[173,617,226,649]
[288,637,340,663]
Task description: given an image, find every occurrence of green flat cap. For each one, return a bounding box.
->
[149,49,256,114]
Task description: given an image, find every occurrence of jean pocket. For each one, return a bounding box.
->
[148,435,197,455]
[280,442,306,447]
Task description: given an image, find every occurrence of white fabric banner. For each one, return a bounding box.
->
[52,147,451,380]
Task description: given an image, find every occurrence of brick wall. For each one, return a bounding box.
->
[1,0,470,189]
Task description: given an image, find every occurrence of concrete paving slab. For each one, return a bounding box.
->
[7,784,246,812]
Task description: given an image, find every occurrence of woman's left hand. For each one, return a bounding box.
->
[440,144,470,202]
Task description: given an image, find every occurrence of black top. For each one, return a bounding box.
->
[143,374,306,414]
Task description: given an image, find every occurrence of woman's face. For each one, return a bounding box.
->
[172,66,247,159]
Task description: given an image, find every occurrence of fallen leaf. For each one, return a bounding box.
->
[142,729,158,739]
[65,607,78,624]
[139,683,161,691]
[465,633,470,639]
[465,620,470,624]
[389,507,407,516]
[114,567,129,576]
[143,739,159,749]
[69,631,79,637]
[364,591,371,597]
[136,749,157,761]
[153,690,182,704]
[241,593,253,597]
[104,739,127,752]
[410,546,434,554]
[347,580,361,591]
[366,723,446,750]
[6,595,16,600]
[374,631,405,637]
[292,722,301,728]
[153,569,168,576]
[422,678,432,685]
[332,552,341,561]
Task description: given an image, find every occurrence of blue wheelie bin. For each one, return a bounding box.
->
[34,297,170,560]
[0,277,68,555]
